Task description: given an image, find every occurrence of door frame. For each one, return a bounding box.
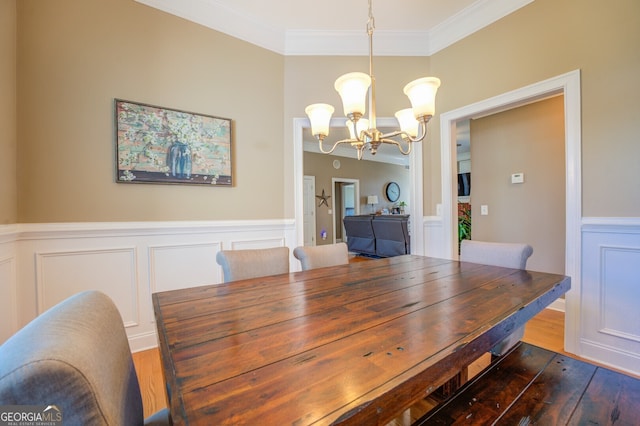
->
[438,69,582,354]
[303,175,316,246]
[331,178,360,244]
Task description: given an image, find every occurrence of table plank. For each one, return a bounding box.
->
[416,342,640,426]
[153,255,570,425]
[496,353,596,425]
[568,366,640,425]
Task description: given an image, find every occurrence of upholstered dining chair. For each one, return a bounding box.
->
[216,246,290,282]
[460,239,534,356]
[293,242,349,271]
[0,290,169,426]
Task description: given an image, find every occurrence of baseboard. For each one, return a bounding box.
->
[130,330,160,353]
[548,297,565,312]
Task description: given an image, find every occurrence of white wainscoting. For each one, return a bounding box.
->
[1,220,296,352]
[422,215,448,259]
[577,218,640,376]
[3,217,639,377]
[0,226,18,344]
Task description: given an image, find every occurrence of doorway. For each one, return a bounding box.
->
[468,97,566,273]
[332,178,359,243]
[439,70,582,354]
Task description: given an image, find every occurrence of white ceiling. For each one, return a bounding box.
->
[135,0,533,56]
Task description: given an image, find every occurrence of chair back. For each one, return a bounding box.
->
[0,291,145,425]
[216,246,290,282]
[460,240,533,269]
[293,243,349,271]
[459,240,533,356]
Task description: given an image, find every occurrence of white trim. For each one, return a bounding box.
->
[548,298,566,312]
[439,69,582,352]
[135,0,285,54]
[303,175,317,246]
[17,219,293,240]
[135,0,533,56]
[427,0,534,56]
[582,217,640,229]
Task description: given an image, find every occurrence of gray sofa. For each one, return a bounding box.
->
[343,215,410,257]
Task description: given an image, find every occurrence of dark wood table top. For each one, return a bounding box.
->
[152,255,570,425]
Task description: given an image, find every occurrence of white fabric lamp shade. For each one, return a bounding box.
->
[403,77,441,119]
[367,195,379,205]
[334,72,371,117]
[394,108,419,138]
[305,103,335,138]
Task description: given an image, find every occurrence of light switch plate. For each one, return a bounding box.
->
[511,173,524,184]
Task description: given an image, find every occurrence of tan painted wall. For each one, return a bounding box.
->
[0,0,17,224]
[9,0,640,224]
[16,0,284,222]
[428,0,640,217]
[303,152,410,245]
[470,96,565,274]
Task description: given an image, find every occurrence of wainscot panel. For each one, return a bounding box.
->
[579,218,640,376]
[423,215,446,258]
[0,225,18,343]
[4,221,295,352]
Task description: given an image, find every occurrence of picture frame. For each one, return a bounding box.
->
[115,99,232,186]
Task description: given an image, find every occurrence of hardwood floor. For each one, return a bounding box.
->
[133,308,580,422]
[132,345,167,419]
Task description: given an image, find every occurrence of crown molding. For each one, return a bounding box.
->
[427,0,534,55]
[136,0,534,56]
[135,0,286,54]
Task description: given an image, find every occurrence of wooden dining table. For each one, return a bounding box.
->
[152,255,570,425]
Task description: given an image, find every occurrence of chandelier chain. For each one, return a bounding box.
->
[367,0,375,35]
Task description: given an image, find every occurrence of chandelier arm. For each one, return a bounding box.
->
[379,120,429,143]
[380,138,413,155]
[317,137,361,155]
[379,129,425,144]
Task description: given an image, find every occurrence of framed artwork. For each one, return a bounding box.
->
[115,99,232,186]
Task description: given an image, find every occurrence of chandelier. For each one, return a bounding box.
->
[305,0,441,160]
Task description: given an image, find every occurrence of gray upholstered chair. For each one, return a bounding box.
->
[460,239,534,356]
[293,242,349,271]
[216,246,290,282]
[0,290,169,426]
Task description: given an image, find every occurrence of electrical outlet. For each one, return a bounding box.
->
[481,205,489,215]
